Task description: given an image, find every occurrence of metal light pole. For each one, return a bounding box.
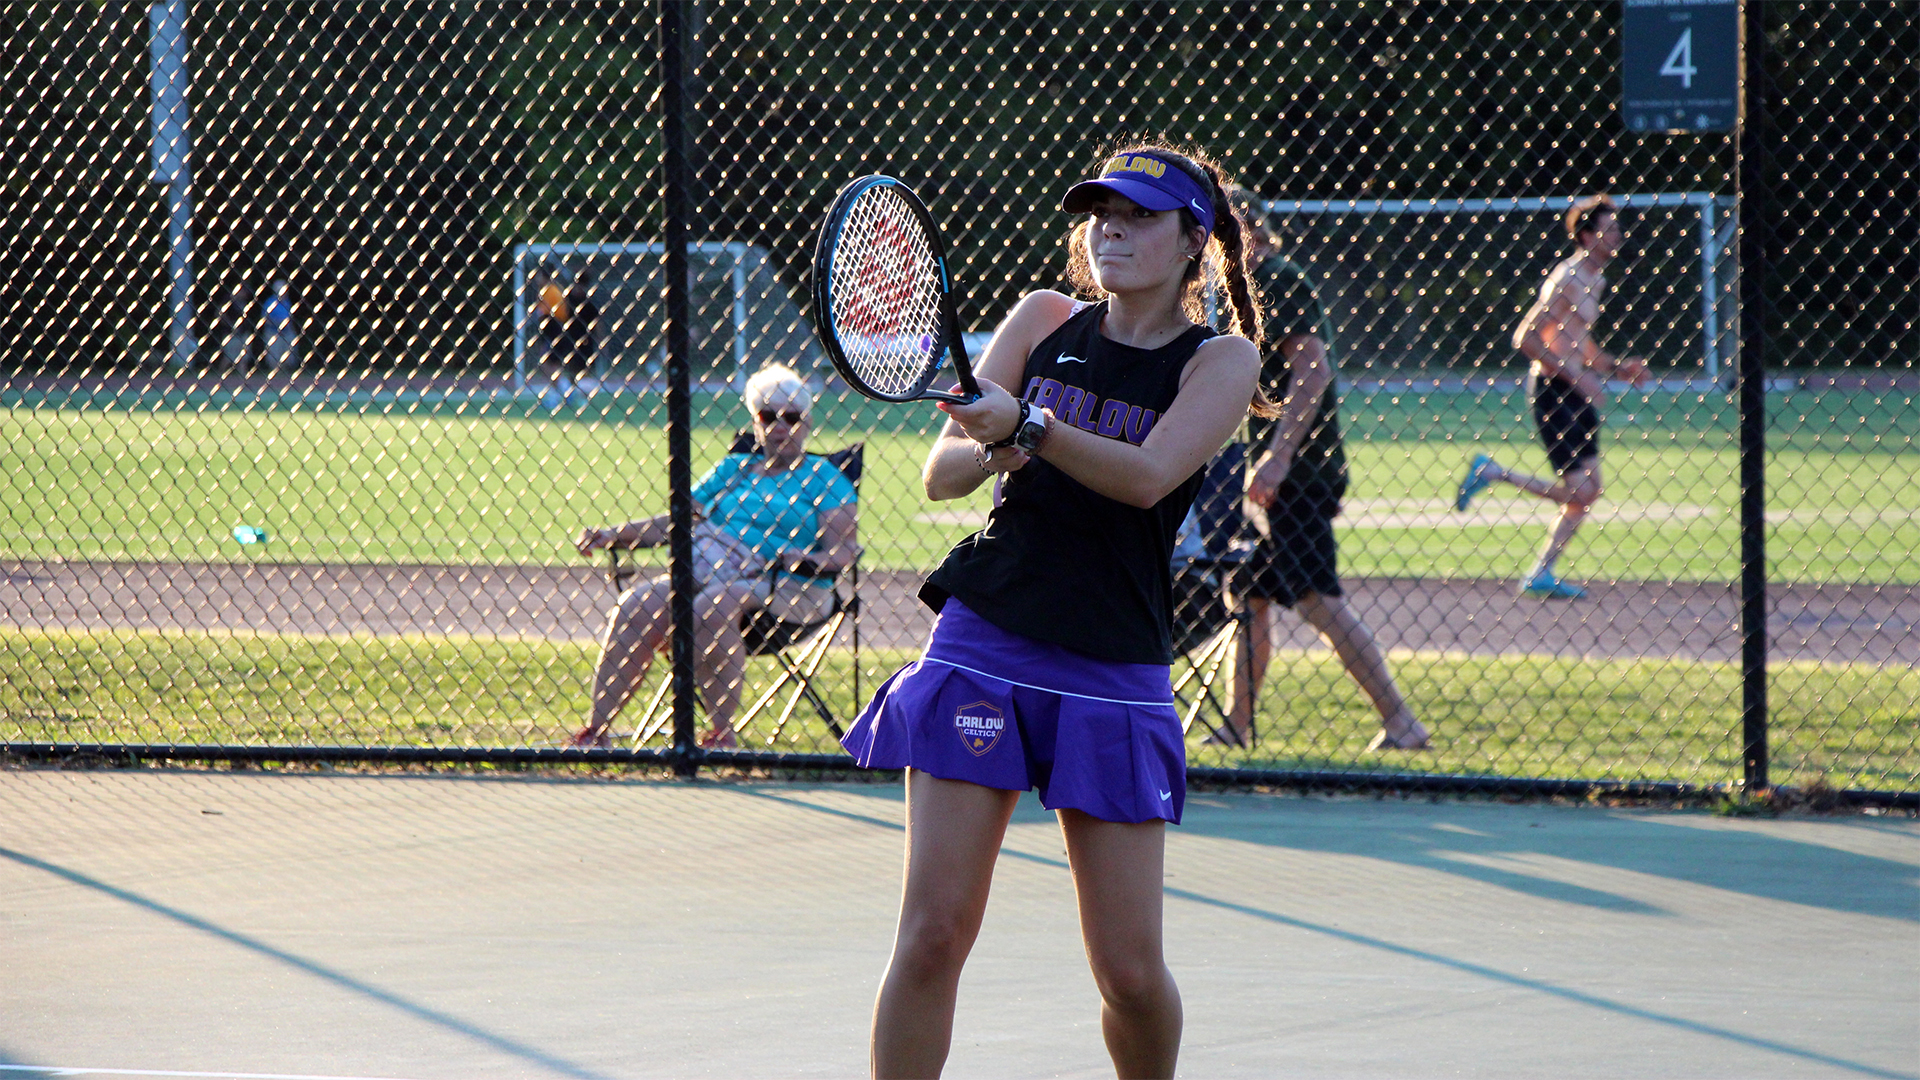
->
[148,0,197,371]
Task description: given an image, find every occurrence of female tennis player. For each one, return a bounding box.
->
[1455,195,1651,599]
[841,144,1271,1078]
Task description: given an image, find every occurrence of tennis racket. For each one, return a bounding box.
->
[812,175,982,405]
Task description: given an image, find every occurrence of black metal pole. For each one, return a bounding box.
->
[660,0,698,779]
[1735,0,1769,793]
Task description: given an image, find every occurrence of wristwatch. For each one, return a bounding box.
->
[987,400,1054,455]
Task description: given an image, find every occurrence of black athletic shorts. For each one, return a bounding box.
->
[1231,492,1342,607]
[562,340,592,377]
[1532,373,1600,474]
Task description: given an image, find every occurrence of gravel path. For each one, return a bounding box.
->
[4,560,1914,667]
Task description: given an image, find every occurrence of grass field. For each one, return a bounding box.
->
[3,385,1914,584]
[3,627,1913,791]
[4,384,1912,791]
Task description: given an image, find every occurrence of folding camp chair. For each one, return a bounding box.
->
[1169,442,1257,746]
[610,431,863,747]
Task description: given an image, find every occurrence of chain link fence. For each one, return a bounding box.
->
[2,1,1913,800]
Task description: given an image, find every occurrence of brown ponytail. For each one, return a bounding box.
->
[1063,141,1280,419]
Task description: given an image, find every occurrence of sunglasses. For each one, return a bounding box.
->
[757,408,807,426]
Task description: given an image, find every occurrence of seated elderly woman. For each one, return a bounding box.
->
[570,364,858,749]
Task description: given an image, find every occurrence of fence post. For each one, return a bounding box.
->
[1735,0,1770,792]
[661,0,699,779]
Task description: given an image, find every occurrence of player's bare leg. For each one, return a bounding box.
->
[872,771,1020,1079]
[1060,809,1182,1079]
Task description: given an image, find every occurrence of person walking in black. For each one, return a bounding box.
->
[1224,188,1429,752]
[563,270,600,400]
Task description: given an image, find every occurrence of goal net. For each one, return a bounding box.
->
[511,241,825,394]
[1257,194,1737,386]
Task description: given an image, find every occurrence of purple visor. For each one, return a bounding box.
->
[1060,151,1215,235]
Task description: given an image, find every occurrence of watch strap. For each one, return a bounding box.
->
[985,400,1034,450]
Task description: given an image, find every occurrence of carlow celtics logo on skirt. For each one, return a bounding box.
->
[953,701,1005,756]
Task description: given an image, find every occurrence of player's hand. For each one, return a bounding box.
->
[1619,357,1652,388]
[936,378,1020,445]
[974,442,1031,476]
[1246,447,1294,509]
[575,526,611,557]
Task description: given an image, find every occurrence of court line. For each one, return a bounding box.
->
[0,849,610,1080]
[0,1066,419,1079]
[740,789,1917,1080]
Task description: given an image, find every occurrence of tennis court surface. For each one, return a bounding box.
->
[2,769,1913,1079]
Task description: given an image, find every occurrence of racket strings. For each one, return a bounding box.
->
[829,189,944,396]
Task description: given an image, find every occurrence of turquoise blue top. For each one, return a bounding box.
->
[692,454,857,564]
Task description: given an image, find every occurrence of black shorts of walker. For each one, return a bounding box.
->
[1532,372,1600,475]
[1232,490,1343,608]
[562,334,593,378]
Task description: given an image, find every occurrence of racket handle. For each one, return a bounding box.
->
[948,313,983,402]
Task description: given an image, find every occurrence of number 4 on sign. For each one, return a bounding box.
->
[1661,28,1697,89]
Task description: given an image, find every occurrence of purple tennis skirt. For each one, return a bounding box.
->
[840,600,1186,824]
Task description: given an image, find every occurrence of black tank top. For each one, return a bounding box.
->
[922,302,1217,664]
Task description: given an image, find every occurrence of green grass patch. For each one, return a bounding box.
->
[1334,387,1919,584]
[1,405,987,570]
[5,628,1912,792]
[1206,649,1920,793]
[3,386,1912,583]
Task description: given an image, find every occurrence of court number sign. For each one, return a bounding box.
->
[1621,0,1739,133]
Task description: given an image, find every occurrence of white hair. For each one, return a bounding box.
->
[743,364,812,416]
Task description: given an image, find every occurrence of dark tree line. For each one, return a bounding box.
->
[1,1,1909,374]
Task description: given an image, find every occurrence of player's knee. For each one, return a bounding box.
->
[1088,953,1171,1015]
[892,914,976,984]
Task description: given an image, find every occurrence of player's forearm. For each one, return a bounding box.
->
[923,433,992,501]
[1040,407,1252,510]
[1024,424,1182,507]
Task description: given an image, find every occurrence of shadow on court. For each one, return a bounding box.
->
[1171,798,1920,923]
[0,770,1913,1079]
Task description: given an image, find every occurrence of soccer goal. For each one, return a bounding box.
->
[511,241,825,395]
[1259,194,1737,387]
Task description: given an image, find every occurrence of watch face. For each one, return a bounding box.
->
[1014,417,1045,451]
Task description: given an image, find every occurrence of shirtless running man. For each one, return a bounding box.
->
[1454,195,1650,599]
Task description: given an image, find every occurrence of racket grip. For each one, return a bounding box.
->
[948,313,983,401]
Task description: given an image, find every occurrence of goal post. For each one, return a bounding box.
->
[1258,193,1738,387]
[510,241,825,396]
